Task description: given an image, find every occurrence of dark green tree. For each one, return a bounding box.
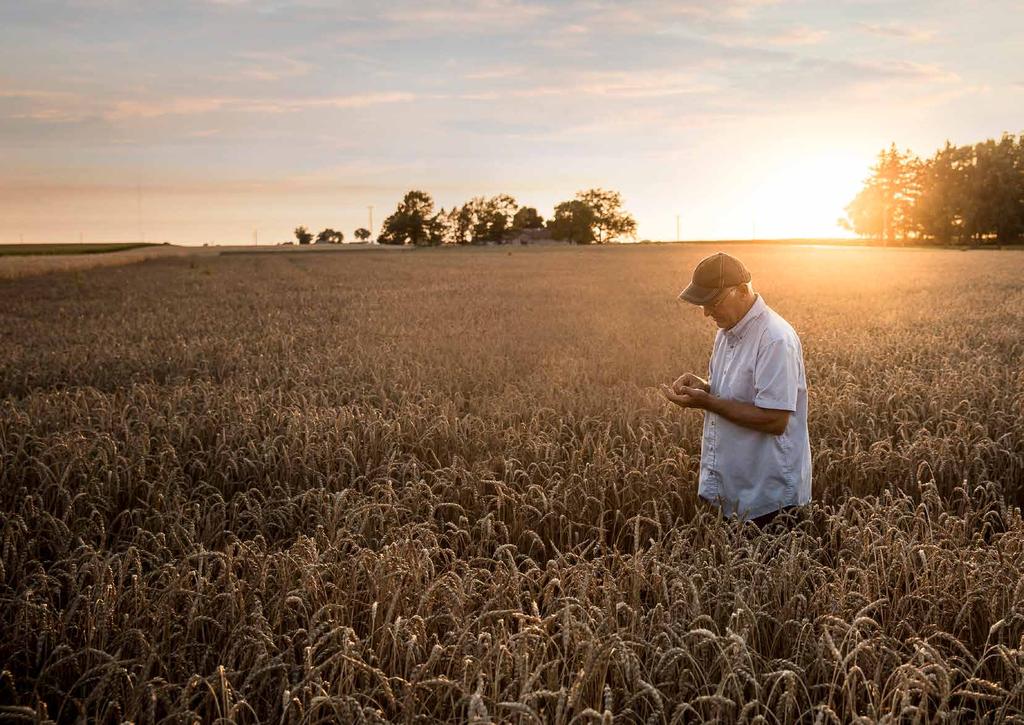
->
[462,194,518,243]
[446,204,475,245]
[377,190,438,245]
[968,134,1024,243]
[315,228,344,244]
[354,227,371,242]
[844,134,1024,246]
[575,188,637,243]
[913,142,968,245]
[511,206,544,231]
[294,226,313,245]
[547,200,597,244]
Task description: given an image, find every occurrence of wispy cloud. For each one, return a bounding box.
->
[858,21,936,42]
[231,52,315,81]
[381,0,550,29]
[770,25,828,45]
[458,69,717,100]
[0,88,79,100]
[712,24,828,47]
[1,88,419,123]
[464,65,526,80]
[103,92,416,119]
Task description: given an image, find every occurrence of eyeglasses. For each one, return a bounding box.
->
[701,286,736,311]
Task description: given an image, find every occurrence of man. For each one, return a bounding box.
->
[660,251,811,529]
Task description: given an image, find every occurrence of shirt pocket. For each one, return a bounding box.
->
[722,361,755,403]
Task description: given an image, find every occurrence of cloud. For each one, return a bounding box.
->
[0,88,88,122]
[104,97,234,120]
[232,52,315,81]
[769,25,828,45]
[2,87,420,123]
[548,0,785,36]
[102,92,417,119]
[464,65,526,80]
[0,89,79,100]
[571,69,719,98]
[857,22,937,42]
[849,59,958,83]
[712,24,828,47]
[381,0,549,29]
[458,69,717,100]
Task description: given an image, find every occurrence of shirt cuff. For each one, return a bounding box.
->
[753,395,796,412]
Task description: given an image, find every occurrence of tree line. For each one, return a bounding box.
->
[292,227,371,245]
[841,133,1024,245]
[374,188,637,246]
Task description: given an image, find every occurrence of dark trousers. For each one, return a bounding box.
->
[749,505,801,530]
[698,497,802,530]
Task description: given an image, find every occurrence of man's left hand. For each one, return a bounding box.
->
[660,383,711,410]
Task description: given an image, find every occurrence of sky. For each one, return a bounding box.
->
[1,0,1022,245]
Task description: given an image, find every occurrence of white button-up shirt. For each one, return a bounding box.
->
[698,294,812,520]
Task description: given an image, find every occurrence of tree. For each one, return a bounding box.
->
[575,188,637,243]
[547,200,597,244]
[841,144,920,244]
[913,142,969,245]
[511,206,544,231]
[841,184,885,240]
[315,228,344,244]
[445,204,475,245]
[456,195,518,243]
[377,190,440,246]
[354,227,371,242]
[968,134,1024,243]
[294,226,313,245]
[842,133,1024,246]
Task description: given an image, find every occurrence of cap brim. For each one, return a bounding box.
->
[678,282,721,305]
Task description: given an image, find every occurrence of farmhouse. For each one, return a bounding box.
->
[502,228,559,245]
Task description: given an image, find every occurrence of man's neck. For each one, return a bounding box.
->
[725,293,758,331]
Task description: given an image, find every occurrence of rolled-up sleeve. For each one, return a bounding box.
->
[753,339,799,412]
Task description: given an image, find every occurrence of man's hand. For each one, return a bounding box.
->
[660,383,711,410]
[672,373,710,395]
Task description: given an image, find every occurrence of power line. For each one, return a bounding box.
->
[136,184,144,243]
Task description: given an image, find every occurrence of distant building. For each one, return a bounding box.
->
[502,228,555,245]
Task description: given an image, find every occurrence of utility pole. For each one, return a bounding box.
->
[368,205,374,241]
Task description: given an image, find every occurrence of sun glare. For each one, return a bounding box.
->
[749,152,866,239]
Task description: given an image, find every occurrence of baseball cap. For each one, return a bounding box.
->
[678,252,751,305]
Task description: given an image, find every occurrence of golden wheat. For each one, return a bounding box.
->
[1,244,1022,723]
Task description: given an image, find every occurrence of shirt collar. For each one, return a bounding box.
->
[725,294,766,340]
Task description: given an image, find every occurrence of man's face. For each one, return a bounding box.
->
[701,285,749,329]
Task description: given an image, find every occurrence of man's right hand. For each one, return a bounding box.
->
[672,373,709,395]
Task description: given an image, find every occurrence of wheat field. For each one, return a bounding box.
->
[2,243,1023,723]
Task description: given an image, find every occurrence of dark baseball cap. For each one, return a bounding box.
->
[678,252,751,305]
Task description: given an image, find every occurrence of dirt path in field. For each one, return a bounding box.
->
[0,243,414,280]
[0,245,214,281]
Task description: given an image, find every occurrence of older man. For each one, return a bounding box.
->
[660,251,811,528]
